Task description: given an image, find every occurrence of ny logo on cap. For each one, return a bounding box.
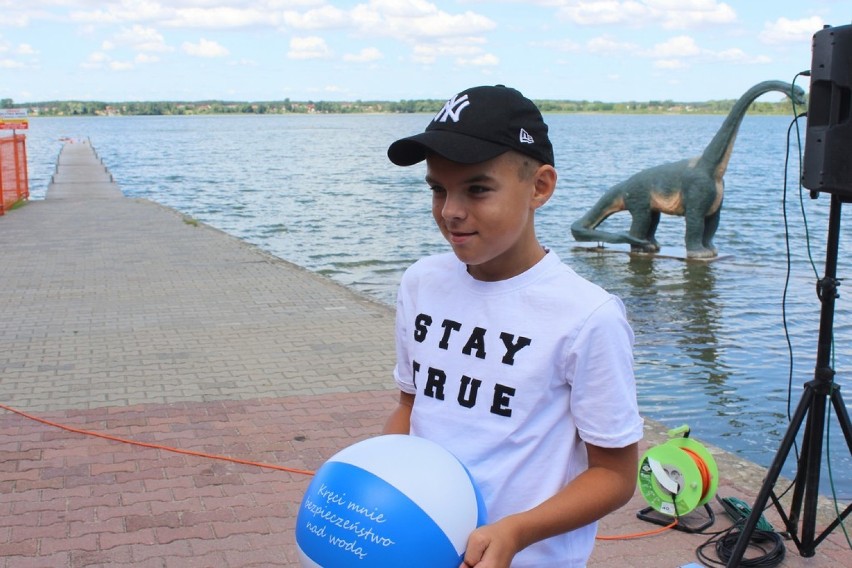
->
[433,94,470,123]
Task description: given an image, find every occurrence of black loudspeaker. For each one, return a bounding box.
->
[802,24,852,198]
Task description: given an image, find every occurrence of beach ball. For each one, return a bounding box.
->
[295,434,487,567]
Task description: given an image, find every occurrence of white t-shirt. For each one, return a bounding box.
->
[393,250,644,567]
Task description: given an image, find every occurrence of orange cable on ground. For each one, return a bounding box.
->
[0,402,316,477]
[596,517,679,540]
[3,402,688,542]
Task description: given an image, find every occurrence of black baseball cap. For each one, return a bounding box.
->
[387,85,554,167]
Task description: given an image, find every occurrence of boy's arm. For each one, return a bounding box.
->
[383,391,415,434]
[461,442,639,568]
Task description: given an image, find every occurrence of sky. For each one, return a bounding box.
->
[0,1,847,104]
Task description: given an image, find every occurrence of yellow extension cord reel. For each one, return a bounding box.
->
[637,425,719,533]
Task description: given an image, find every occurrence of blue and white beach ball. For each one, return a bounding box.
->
[295,434,487,567]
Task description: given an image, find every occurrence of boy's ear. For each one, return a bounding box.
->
[531,165,557,209]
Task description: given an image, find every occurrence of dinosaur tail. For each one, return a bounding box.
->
[570,222,650,246]
[570,190,650,246]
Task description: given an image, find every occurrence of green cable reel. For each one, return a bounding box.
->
[637,425,719,517]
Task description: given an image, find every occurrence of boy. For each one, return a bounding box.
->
[383,85,643,567]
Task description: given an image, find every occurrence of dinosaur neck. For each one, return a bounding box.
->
[698,80,795,169]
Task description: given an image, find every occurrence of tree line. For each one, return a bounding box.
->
[1,97,801,117]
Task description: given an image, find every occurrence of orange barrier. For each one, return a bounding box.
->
[0,133,29,215]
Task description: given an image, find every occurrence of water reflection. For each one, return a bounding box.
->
[626,257,730,403]
[678,262,722,375]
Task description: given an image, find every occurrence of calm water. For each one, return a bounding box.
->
[22,113,852,499]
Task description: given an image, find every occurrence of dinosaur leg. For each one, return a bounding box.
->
[628,210,660,253]
[702,207,721,254]
[684,209,717,259]
[646,211,662,251]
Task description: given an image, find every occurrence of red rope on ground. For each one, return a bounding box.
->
[0,402,316,477]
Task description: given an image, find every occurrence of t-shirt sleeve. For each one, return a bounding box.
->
[569,296,644,448]
[392,277,418,395]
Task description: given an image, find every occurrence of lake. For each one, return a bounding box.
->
[20,112,852,499]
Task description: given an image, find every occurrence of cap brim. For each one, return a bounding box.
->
[387,131,509,166]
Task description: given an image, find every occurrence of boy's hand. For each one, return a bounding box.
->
[458,442,639,567]
[460,518,522,568]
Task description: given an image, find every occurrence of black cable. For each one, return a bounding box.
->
[692,496,788,567]
[780,113,799,423]
[696,520,786,567]
[789,71,819,279]
[780,69,812,450]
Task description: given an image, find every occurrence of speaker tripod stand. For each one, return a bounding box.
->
[727,194,852,566]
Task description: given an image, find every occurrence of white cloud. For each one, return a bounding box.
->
[531,38,582,53]
[643,35,701,58]
[624,36,771,69]
[558,0,736,30]
[182,38,229,58]
[81,51,110,69]
[70,1,170,25]
[287,36,332,60]
[759,16,823,45]
[709,48,771,64]
[15,44,37,56]
[0,12,30,27]
[654,59,688,69]
[1,59,26,69]
[411,46,435,65]
[134,53,159,64]
[66,1,312,28]
[231,58,260,67]
[654,0,736,29]
[109,60,134,71]
[586,35,637,55]
[0,37,37,62]
[410,36,488,64]
[456,53,499,67]
[282,5,349,29]
[639,35,769,68]
[350,0,496,40]
[167,7,270,28]
[343,47,383,63]
[105,25,172,53]
[559,0,648,26]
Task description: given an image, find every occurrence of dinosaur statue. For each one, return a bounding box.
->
[570,80,806,258]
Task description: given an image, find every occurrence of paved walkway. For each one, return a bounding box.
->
[0,140,848,567]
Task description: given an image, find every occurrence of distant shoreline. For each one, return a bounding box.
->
[8,98,802,118]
